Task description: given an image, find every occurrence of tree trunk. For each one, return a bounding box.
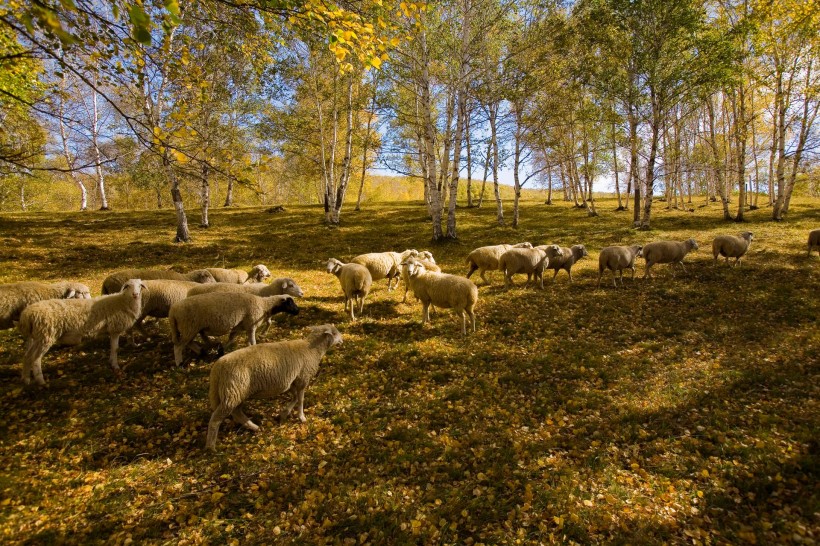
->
[734,84,747,222]
[355,76,378,212]
[418,18,443,240]
[200,162,210,228]
[628,103,640,223]
[772,61,788,221]
[490,102,503,225]
[612,121,623,210]
[331,75,355,225]
[477,137,491,208]
[749,87,760,209]
[512,113,523,228]
[91,77,109,210]
[706,97,733,220]
[447,88,466,238]
[223,177,234,207]
[164,154,191,243]
[782,59,817,215]
[546,162,553,205]
[639,91,660,229]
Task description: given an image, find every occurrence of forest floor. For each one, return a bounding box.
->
[0,196,817,545]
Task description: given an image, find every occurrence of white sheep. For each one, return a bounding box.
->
[809,229,820,256]
[401,251,441,303]
[206,265,271,284]
[498,244,564,289]
[102,268,215,294]
[136,279,201,326]
[642,238,699,279]
[712,232,754,267]
[544,245,589,283]
[402,258,478,335]
[351,249,417,291]
[326,258,372,321]
[465,242,533,285]
[168,293,300,366]
[0,281,91,330]
[17,279,146,385]
[597,245,643,288]
[205,324,343,450]
[187,278,304,299]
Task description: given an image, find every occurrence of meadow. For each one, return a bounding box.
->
[0,196,817,545]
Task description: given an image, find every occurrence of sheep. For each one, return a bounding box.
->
[136,279,201,326]
[326,258,372,321]
[597,245,643,288]
[402,258,478,335]
[187,278,304,299]
[465,242,533,285]
[168,293,300,366]
[350,249,417,291]
[498,244,564,289]
[206,265,271,284]
[0,281,91,330]
[544,245,589,283]
[401,251,441,303]
[102,268,215,294]
[809,229,820,256]
[17,279,146,385]
[642,238,698,279]
[712,232,754,267]
[205,324,343,450]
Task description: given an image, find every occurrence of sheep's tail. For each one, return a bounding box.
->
[168,313,180,344]
[209,373,220,410]
[18,312,32,338]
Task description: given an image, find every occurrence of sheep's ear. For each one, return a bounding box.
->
[65,289,76,299]
[282,281,288,290]
[140,282,148,291]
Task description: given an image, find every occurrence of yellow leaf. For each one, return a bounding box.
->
[370,56,382,68]
[211,491,224,502]
[583,499,593,507]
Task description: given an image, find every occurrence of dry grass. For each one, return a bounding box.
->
[0,196,817,545]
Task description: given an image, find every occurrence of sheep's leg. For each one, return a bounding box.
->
[597,270,603,289]
[643,264,652,279]
[231,406,259,432]
[566,269,573,283]
[466,263,478,279]
[358,293,366,315]
[466,306,476,333]
[295,387,308,423]
[206,404,233,450]
[460,310,467,336]
[479,269,489,285]
[173,343,185,366]
[279,379,306,422]
[109,334,122,375]
[348,297,356,321]
[247,325,257,346]
[678,261,687,273]
[421,302,430,324]
[23,339,47,386]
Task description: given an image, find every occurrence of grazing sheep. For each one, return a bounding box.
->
[169,293,300,366]
[136,279,201,325]
[402,258,478,335]
[102,268,215,294]
[642,239,699,279]
[807,229,819,256]
[326,258,372,321]
[401,252,441,303]
[545,245,589,283]
[498,245,564,289]
[351,249,417,291]
[597,245,643,288]
[206,265,271,284]
[712,232,754,267]
[206,324,343,450]
[188,278,304,299]
[0,281,91,330]
[465,242,533,285]
[17,279,146,385]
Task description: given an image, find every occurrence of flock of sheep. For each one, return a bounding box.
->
[0,228,817,449]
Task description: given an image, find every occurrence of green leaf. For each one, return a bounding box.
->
[128,4,152,45]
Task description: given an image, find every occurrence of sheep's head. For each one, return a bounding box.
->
[190,269,217,284]
[741,231,754,242]
[326,258,343,275]
[248,264,271,283]
[634,245,644,258]
[399,249,419,261]
[418,250,435,262]
[687,239,699,250]
[574,245,589,259]
[65,283,92,299]
[513,242,533,248]
[401,257,425,278]
[280,278,304,298]
[121,279,147,300]
[538,244,563,258]
[272,295,300,316]
[309,324,343,348]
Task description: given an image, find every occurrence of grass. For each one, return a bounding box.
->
[0,196,817,545]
